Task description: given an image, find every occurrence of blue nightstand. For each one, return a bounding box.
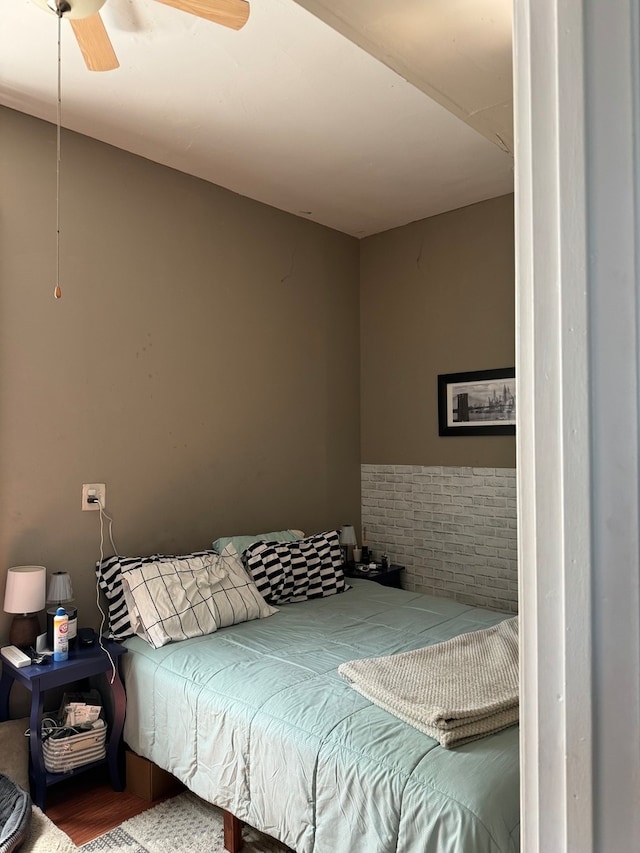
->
[344,563,404,589]
[0,639,127,810]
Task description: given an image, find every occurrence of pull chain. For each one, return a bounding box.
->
[54,3,63,299]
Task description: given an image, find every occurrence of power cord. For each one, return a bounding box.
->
[92,497,120,684]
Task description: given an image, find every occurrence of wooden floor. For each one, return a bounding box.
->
[46,766,171,846]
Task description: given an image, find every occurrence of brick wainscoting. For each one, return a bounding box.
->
[361,465,518,613]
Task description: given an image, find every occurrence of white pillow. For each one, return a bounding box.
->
[120,544,276,649]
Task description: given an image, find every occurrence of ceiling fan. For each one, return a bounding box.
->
[32,0,251,72]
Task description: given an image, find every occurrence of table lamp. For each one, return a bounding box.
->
[3,565,47,648]
[339,524,357,565]
[46,571,77,650]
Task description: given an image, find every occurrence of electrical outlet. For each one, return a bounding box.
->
[82,483,106,511]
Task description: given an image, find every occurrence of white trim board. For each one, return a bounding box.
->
[515,0,640,849]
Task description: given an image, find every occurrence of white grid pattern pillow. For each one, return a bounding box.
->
[243,530,349,605]
[119,545,276,649]
[95,549,216,640]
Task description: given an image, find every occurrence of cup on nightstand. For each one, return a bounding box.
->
[352,547,362,563]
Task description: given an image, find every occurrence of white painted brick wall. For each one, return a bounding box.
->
[361,464,518,613]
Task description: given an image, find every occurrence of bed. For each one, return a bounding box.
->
[118,577,520,853]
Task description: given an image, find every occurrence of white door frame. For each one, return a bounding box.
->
[515,0,640,849]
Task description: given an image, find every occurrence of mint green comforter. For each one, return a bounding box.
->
[122,580,520,853]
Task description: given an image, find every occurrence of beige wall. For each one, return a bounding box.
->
[0,107,361,641]
[0,108,515,647]
[360,194,515,467]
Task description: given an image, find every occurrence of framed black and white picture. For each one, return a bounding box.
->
[438,368,516,436]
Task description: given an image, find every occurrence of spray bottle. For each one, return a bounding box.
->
[53,606,69,662]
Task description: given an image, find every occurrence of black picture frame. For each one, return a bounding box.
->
[438,368,516,436]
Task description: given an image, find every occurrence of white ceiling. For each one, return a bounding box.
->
[0,0,514,237]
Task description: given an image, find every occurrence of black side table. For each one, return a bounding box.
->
[0,639,127,810]
[345,563,404,589]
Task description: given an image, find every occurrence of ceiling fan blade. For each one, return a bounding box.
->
[70,13,119,72]
[153,0,250,30]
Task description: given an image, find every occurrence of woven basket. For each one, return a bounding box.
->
[42,720,106,773]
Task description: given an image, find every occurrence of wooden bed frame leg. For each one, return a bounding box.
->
[223,809,243,853]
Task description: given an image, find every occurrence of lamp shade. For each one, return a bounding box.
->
[4,566,46,615]
[339,525,357,547]
[47,572,74,604]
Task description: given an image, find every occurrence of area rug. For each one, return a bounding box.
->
[80,791,293,853]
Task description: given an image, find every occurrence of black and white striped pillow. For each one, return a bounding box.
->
[96,549,217,640]
[243,529,349,605]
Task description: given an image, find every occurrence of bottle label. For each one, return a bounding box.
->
[54,614,69,661]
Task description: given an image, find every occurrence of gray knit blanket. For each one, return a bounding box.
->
[338,617,519,748]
